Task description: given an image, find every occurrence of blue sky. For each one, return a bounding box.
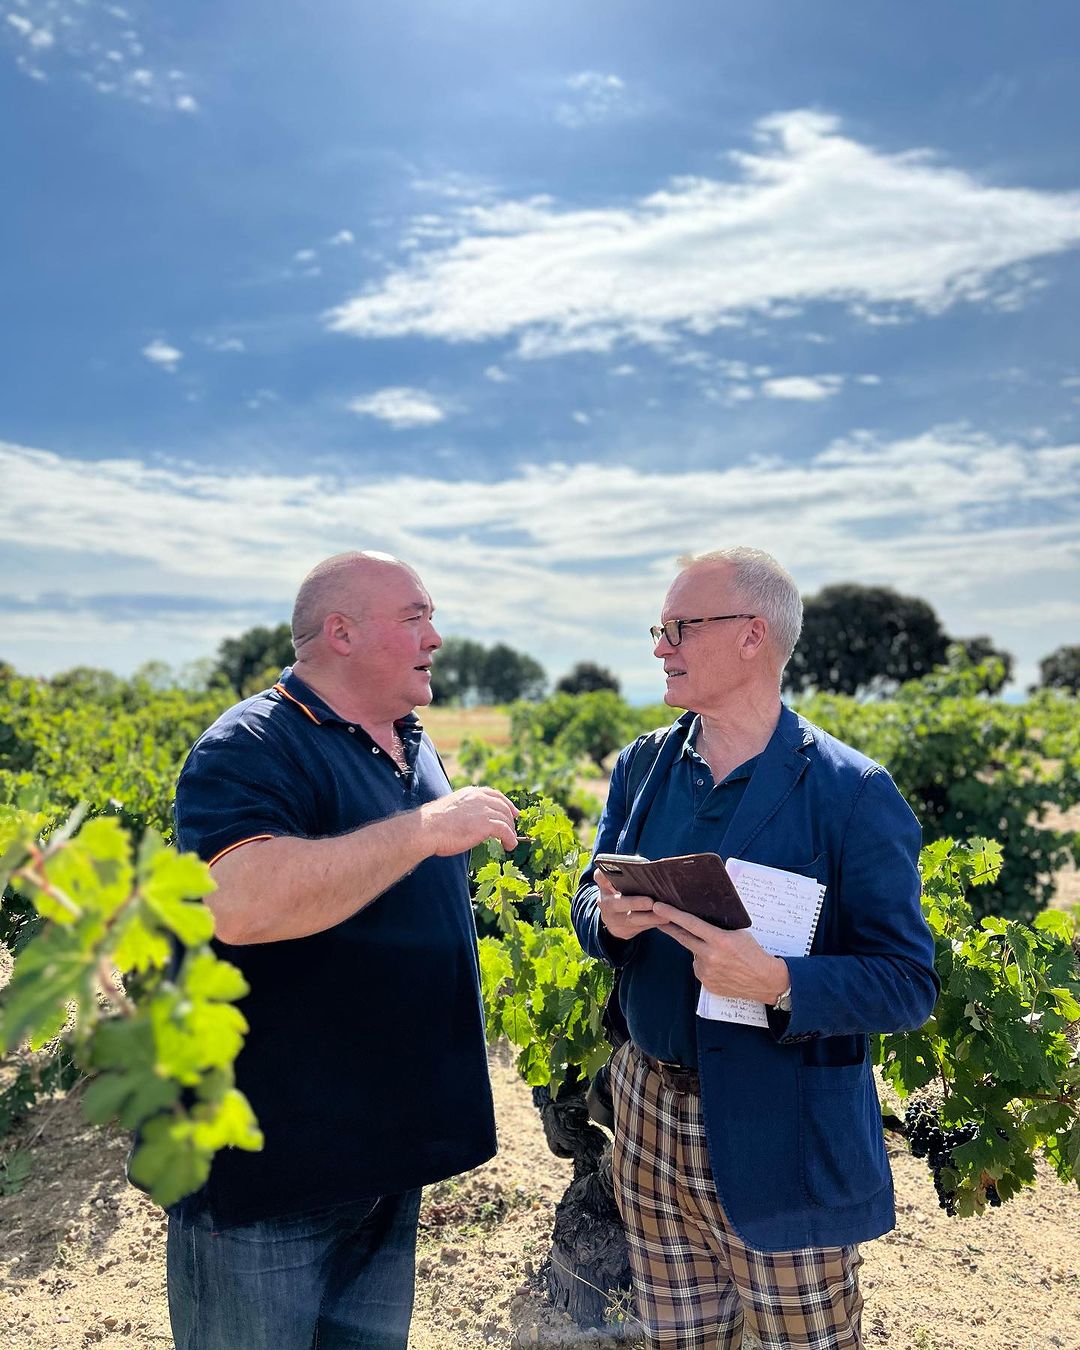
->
[3,0,1079,700]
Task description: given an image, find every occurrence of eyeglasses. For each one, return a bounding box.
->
[649,614,757,647]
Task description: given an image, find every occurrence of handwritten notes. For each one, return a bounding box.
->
[696,857,826,1028]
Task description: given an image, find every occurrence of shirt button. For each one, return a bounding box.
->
[348,726,355,733]
[372,746,379,754]
[696,778,704,786]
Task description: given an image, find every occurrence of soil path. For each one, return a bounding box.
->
[2,1049,1079,1350]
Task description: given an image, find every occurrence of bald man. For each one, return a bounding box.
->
[167,552,519,1350]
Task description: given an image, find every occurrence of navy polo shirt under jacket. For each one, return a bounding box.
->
[617,724,758,1069]
[173,667,497,1228]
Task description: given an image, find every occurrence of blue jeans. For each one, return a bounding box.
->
[166,1189,423,1350]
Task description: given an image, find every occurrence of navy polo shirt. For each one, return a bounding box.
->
[173,666,497,1228]
[617,724,758,1069]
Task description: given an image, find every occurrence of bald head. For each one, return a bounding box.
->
[291,551,419,654]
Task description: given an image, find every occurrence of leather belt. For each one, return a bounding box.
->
[636,1045,700,1095]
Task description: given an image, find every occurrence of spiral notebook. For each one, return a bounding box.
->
[696,857,826,1028]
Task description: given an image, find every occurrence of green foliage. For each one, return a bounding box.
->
[555,662,621,697]
[479,643,547,704]
[799,658,1080,922]
[456,735,600,827]
[213,623,294,696]
[949,637,1013,694]
[431,637,547,705]
[0,1045,80,1139]
[0,674,232,842]
[786,582,949,696]
[430,637,488,706]
[473,799,612,1094]
[0,804,261,1207]
[1038,643,1080,695]
[876,838,1080,1215]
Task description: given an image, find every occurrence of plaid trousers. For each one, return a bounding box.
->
[610,1041,864,1350]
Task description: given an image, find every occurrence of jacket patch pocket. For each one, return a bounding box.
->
[797,1062,891,1209]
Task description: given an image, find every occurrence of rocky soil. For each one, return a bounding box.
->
[1,1046,1079,1350]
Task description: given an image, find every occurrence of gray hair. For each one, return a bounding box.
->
[675,546,803,666]
[290,550,404,654]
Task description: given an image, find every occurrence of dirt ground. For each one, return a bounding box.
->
[1,1044,1078,1350]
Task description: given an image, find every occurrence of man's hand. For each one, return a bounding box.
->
[596,869,665,940]
[652,901,789,1003]
[420,786,519,855]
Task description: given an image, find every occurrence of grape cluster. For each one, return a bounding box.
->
[903,1093,996,1215]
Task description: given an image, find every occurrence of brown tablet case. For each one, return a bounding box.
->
[595,853,752,929]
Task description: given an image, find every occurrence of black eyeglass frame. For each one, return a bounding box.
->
[649,614,757,647]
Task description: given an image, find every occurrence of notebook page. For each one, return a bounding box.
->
[697,858,826,1028]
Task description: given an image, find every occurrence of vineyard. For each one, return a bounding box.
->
[1,657,1080,1347]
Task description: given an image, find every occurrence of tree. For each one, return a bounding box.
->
[555,662,621,696]
[213,623,293,695]
[49,666,126,701]
[430,637,488,706]
[479,644,547,704]
[785,584,949,696]
[1037,644,1080,695]
[950,637,1014,694]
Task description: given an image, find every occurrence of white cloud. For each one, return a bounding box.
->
[294,248,318,263]
[761,375,844,402]
[205,336,246,353]
[3,426,1077,693]
[5,13,54,48]
[484,364,511,383]
[346,387,450,428]
[141,338,182,372]
[328,229,355,247]
[555,70,633,129]
[327,111,1080,359]
[3,1,199,111]
[856,374,882,386]
[571,410,591,425]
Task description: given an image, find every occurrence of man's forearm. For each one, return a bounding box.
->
[207,808,441,945]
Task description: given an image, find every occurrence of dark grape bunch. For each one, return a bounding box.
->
[903,1093,1001,1214]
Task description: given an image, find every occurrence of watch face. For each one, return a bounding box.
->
[775,990,792,1012]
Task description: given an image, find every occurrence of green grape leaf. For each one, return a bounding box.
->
[182,951,249,1003]
[1034,908,1076,942]
[191,1088,263,1153]
[82,1064,181,1130]
[38,817,133,924]
[127,1115,210,1209]
[0,927,94,1051]
[186,1002,248,1070]
[142,850,215,944]
[112,912,172,974]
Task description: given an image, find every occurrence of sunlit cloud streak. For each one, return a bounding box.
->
[328,111,1080,358]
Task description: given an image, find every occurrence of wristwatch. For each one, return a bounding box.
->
[772,986,792,1014]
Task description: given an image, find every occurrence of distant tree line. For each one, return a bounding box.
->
[4,586,1078,702]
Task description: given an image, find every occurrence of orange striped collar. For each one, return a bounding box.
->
[272,680,321,724]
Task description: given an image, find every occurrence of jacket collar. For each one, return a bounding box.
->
[719,704,813,858]
[620,704,814,857]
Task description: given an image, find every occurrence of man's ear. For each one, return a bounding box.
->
[324,613,352,652]
[740,618,768,658]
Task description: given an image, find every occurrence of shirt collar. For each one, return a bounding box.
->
[680,714,760,783]
[271,666,423,736]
